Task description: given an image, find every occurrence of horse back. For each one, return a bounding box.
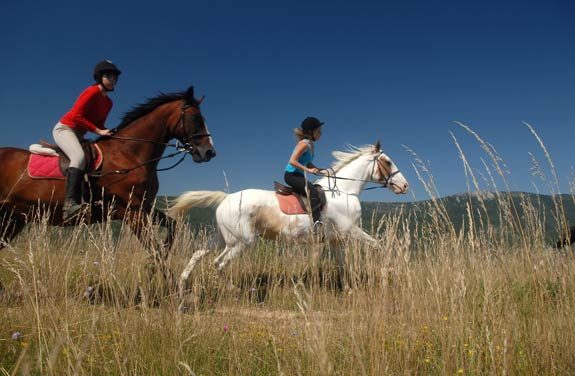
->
[0,146,66,204]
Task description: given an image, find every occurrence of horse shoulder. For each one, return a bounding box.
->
[325,194,363,224]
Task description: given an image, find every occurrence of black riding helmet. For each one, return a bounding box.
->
[93,60,122,83]
[301,116,324,133]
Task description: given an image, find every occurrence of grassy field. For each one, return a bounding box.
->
[2,126,575,375]
[1,196,574,375]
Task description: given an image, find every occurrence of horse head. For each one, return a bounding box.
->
[371,141,409,194]
[177,86,216,163]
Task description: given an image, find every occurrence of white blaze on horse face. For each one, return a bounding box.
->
[378,153,409,194]
[204,121,214,148]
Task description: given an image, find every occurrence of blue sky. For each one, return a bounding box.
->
[1,0,573,202]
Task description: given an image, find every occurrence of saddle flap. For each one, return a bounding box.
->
[58,142,103,175]
[276,193,308,215]
[274,183,327,216]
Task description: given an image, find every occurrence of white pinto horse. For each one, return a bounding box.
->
[168,141,408,298]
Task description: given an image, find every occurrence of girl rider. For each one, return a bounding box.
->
[53,60,119,219]
[284,116,325,234]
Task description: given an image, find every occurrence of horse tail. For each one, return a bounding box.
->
[167,190,228,217]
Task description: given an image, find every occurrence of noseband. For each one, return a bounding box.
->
[370,152,401,188]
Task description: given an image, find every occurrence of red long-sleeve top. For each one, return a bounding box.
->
[60,84,112,133]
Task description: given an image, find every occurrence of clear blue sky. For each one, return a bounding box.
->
[1,0,573,202]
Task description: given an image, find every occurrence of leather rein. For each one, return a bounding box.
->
[318,152,402,192]
[91,103,210,177]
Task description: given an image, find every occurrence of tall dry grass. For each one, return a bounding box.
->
[1,127,575,375]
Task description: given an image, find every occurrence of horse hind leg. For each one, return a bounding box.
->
[0,209,26,250]
[152,209,176,250]
[178,234,224,312]
[213,242,248,272]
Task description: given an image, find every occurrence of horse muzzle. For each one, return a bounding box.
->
[191,145,216,163]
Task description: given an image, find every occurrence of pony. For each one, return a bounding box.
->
[168,141,408,300]
[0,86,215,266]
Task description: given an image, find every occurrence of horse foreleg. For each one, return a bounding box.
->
[152,209,176,250]
[349,225,378,246]
[126,210,173,285]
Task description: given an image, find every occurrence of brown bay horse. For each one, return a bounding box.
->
[0,86,215,261]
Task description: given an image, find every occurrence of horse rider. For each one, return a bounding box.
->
[53,60,119,219]
[284,116,325,234]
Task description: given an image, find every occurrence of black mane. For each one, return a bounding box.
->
[115,92,186,130]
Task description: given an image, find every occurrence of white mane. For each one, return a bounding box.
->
[330,144,377,173]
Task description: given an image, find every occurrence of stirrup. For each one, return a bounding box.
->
[312,220,325,242]
[63,202,85,220]
[312,220,324,235]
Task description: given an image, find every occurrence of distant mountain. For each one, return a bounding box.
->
[157,192,575,241]
[361,192,575,242]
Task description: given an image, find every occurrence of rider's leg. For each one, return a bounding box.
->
[307,182,322,225]
[53,123,86,218]
[285,172,323,233]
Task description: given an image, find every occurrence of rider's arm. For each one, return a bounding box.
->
[68,86,111,133]
[289,141,318,174]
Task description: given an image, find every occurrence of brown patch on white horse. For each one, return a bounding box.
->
[253,205,289,239]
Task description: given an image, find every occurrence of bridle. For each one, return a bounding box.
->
[179,103,211,146]
[92,100,212,177]
[369,152,401,189]
[320,152,402,193]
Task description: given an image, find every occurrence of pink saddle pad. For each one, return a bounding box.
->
[27,145,103,180]
[276,193,307,215]
[28,154,65,179]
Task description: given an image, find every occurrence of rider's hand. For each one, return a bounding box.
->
[308,167,321,175]
[97,128,112,137]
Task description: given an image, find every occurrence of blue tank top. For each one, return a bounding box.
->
[285,140,314,173]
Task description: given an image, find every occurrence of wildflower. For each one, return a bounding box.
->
[223,324,229,333]
[11,331,22,341]
[458,368,464,374]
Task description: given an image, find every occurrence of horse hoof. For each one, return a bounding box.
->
[83,286,96,304]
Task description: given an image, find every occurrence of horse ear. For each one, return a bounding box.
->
[197,95,205,105]
[374,140,381,152]
[184,86,195,105]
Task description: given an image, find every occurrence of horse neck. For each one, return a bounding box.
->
[318,155,372,196]
[113,102,179,157]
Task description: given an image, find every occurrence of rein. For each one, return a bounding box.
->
[91,102,208,177]
[91,146,190,177]
[317,153,401,192]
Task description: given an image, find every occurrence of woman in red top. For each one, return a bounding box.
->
[53,60,120,219]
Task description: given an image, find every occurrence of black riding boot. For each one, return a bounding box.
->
[63,167,84,220]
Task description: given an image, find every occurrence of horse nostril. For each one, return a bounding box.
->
[206,149,216,159]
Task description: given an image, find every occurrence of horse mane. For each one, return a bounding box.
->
[330,145,376,173]
[115,91,190,131]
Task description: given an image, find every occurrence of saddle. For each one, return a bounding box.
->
[27,141,103,179]
[274,181,326,215]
